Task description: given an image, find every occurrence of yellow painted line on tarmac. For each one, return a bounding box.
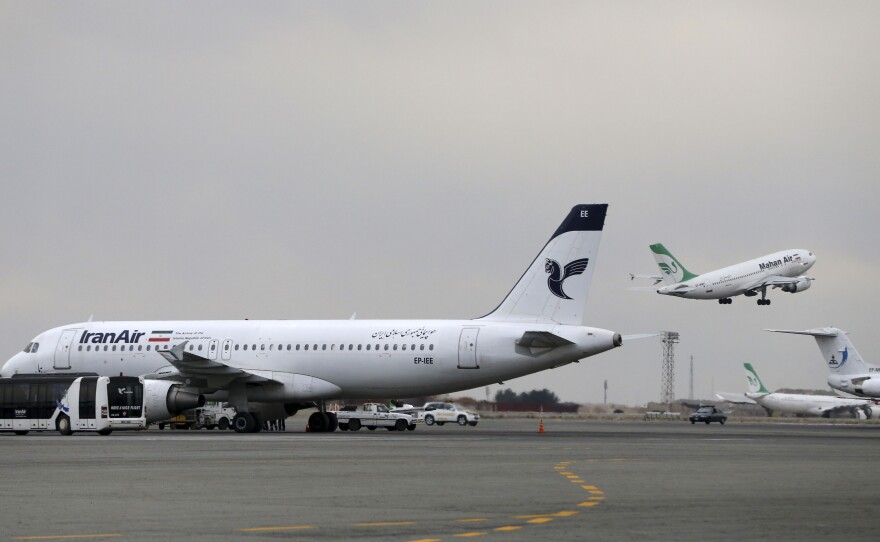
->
[590,496,606,500]
[527,517,554,524]
[455,518,488,523]
[494,526,522,532]
[353,521,416,527]
[408,539,442,542]
[453,532,488,537]
[578,501,600,507]
[238,525,314,532]
[13,535,123,541]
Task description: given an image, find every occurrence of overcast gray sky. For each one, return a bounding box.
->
[2,2,878,405]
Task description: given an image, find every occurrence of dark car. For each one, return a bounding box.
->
[689,405,727,425]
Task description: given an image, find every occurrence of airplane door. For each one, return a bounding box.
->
[221,339,232,361]
[208,340,219,361]
[53,329,79,370]
[458,328,479,369]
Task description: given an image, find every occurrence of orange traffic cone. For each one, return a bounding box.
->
[538,417,544,433]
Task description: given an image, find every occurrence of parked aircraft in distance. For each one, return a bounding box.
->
[716,363,874,418]
[767,327,880,399]
[1,204,622,433]
[632,243,815,305]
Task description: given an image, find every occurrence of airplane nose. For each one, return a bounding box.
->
[1,352,28,377]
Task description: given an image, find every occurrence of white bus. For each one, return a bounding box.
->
[0,374,147,435]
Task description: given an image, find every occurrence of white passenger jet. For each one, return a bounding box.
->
[1,204,622,433]
[767,327,880,399]
[634,243,816,305]
[716,363,874,418]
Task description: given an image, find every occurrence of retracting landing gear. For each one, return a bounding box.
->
[757,287,771,306]
[718,298,733,305]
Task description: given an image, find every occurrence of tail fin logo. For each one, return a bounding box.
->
[829,348,848,369]
[658,261,679,276]
[545,258,590,300]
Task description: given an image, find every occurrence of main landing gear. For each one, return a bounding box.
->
[757,298,771,305]
[232,412,263,433]
[718,298,733,304]
[307,411,338,433]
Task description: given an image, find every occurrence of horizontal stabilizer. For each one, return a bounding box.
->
[715,392,757,405]
[622,333,660,341]
[765,328,839,337]
[516,331,574,349]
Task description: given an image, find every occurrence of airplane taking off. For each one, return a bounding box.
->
[1,204,622,433]
[716,363,874,418]
[767,327,880,399]
[634,243,815,305]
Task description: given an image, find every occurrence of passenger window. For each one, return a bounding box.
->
[252,344,256,350]
[189,345,194,351]
[198,344,203,351]
[401,344,406,351]
[104,345,109,351]
[146,345,151,351]
[78,345,82,351]
[235,344,240,351]
[357,344,362,351]
[411,344,415,350]
[313,344,318,350]
[304,344,309,351]
[393,344,398,351]
[287,344,291,351]
[420,345,425,351]
[322,345,327,351]
[296,344,301,351]
[243,344,248,351]
[269,344,274,351]
[138,345,143,351]
[349,344,353,351]
[384,344,389,351]
[87,345,91,352]
[112,345,117,351]
[366,344,371,351]
[429,344,434,351]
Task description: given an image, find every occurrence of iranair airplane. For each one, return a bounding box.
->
[767,327,880,399]
[634,243,815,305]
[1,204,622,433]
[716,362,875,418]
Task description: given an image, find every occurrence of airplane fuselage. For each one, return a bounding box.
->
[657,249,815,300]
[2,320,621,401]
[746,391,871,417]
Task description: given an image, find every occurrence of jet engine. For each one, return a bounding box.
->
[143,379,205,423]
[854,378,880,397]
[781,277,812,293]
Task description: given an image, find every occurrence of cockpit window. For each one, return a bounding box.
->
[22,342,39,353]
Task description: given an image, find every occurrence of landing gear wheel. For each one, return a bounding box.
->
[424,415,435,426]
[308,412,329,432]
[395,419,408,431]
[232,412,257,433]
[57,414,73,436]
[457,415,467,426]
[326,412,339,432]
[348,418,361,431]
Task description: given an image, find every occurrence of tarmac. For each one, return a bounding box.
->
[2,418,878,542]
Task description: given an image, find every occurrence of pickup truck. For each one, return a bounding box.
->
[395,402,480,427]
[334,403,417,431]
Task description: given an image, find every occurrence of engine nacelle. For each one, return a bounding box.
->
[855,378,880,397]
[781,277,812,293]
[143,379,205,423]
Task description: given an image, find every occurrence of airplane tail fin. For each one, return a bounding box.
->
[478,204,608,325]
[743,363,770,394]
[649,243,697,284]
[766,327,875,375]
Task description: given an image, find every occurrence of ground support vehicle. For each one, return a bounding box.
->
[0,375,148,435]
[334,403,416,431]
[689,405,727,425]
[399,402,480,427]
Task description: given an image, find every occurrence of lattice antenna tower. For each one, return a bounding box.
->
[661,332,679,407]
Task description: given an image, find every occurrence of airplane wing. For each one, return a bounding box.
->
[157,341,278,386]
[744,274,807,293]
[715,392,756,405]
